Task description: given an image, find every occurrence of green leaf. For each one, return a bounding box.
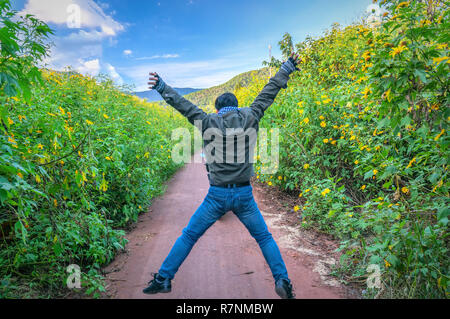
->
[364,170,374,180]
[414,69,428,84]
[53,243,63,256]
[437,207,449,221]
[401,115,411,127]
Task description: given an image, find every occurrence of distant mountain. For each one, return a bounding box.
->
[184,68,270,108]
[141,67,270,109]
[134,87,202,102]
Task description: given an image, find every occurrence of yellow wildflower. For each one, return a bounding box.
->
[406,157,416,169]
[432,179,443,192]
[100,174,108,192]
[8,136,16,145]
[433,56,449,65]
[397,1,409,9]
[390,44,408,58]
[434,129,445,141]
[383,89,393,102]
[362,51,371,61]
[362,86,372,99]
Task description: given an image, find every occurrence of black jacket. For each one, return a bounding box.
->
[159,68,291,185]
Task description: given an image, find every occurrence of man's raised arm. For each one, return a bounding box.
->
[250,53,301,121]
[148,72,207,125]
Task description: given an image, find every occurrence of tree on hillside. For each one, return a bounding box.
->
[0,0,53,101]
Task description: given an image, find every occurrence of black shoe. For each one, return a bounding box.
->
[143,273,171,294]
[275,278,295,299]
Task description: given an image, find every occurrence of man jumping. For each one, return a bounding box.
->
[143,53,300,299]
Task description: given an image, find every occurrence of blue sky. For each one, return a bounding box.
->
[12,0,374,90]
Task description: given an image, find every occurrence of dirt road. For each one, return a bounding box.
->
[104,158,351,299]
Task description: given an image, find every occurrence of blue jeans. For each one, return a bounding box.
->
[158,185,289,282]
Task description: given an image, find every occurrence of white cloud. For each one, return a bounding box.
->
[49,57,124,85]
[121,57,260,91]
[23,0,126,86]
[105,63,123,85]
[42,29,103,71]
[135,54,180,61]
[97,1,109,10]
[19,0,124,37]
[123,49,133,56]
[76,58,100,76]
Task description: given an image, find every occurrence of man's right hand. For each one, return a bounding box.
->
[148,72,166,93]
[288,52,301,70]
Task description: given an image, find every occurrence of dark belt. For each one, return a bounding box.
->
[210,181,251,188]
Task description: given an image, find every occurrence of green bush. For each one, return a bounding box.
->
[0,1,192,297]
[238,0,449,298]
[0,69,191,297]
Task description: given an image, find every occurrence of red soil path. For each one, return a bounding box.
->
[103,158,351,299]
